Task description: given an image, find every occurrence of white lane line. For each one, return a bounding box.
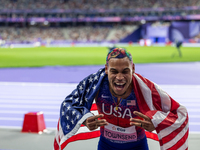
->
[0,82,78,87]
[0,96,64,100]
[0,99,62,104]
[0,104,60,109]
[187,109,200,112]
[189,122,200,125]
[189,115,200,118]
[0,110,59,115]
[176,103,200,107]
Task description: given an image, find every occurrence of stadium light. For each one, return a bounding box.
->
[30,21,36,26]
[43,21,49,26]
[141,19,146,24]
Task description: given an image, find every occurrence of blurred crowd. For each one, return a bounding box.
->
[0,0,199,10]
[0,0,200,43]
[0,27,65,42]
[191,33,200,43]
[0,0,199,21]
[0,25,136,43]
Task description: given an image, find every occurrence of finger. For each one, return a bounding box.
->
[130,121,142,127]
[88,124,98,131]
[130,118,142,123]
[87,114,104,122]
[88,118,108,127]
[133,111,150,120]
[97,119,109,127]
[130,118,151,125]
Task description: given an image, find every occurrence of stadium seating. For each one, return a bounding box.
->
[0,25,137,43]
[0,0,200,44]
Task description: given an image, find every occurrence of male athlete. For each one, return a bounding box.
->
[55,48,188,150]
[84,48,152,149]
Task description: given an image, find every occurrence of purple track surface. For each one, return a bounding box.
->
[0,62,200,84]
[0,62,200,133]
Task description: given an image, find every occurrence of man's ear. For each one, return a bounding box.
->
[105,64,108,74]
[132,63,135,74]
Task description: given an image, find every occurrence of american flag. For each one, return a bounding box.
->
[54,68,106,150]
[54,68,188,150]
[127,100,136,106]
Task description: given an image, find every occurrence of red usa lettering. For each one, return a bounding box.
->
[102,103,133,118]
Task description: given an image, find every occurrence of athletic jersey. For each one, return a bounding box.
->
[95,76,146,145]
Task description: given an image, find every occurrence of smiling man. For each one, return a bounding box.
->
[92,48,150,149]
[106,57,133,98]
[54,48,189,150]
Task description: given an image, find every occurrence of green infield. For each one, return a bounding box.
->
[0,46,200,68]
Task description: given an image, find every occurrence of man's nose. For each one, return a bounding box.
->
[116,73,123,80]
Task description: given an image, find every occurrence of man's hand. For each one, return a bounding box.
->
[83,114,108,131]
[130,111,155,132]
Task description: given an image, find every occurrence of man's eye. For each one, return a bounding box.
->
[111,71,117,74]
[122,71,129,74]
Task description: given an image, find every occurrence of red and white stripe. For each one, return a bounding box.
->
[54,103,99,150]
[133,73,188,150]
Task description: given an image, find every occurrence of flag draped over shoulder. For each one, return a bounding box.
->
[54,68,189,150]
[132,74,188,150]
[54,68,106,150]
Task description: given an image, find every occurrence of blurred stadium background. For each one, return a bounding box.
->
[0,0,200,47]
[0,0,200,150]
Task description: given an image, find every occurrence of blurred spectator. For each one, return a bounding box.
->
[0,27,66,42]
[0,25,136,43]
[0,0,200,10]
[0,0,200,21]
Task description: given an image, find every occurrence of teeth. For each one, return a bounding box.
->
[116,83,124,85]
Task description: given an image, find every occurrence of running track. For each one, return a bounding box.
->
[0,62,200,133]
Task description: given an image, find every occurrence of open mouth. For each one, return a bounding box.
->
[114,82,126,91]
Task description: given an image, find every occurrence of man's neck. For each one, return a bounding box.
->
[111,84,133,100]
